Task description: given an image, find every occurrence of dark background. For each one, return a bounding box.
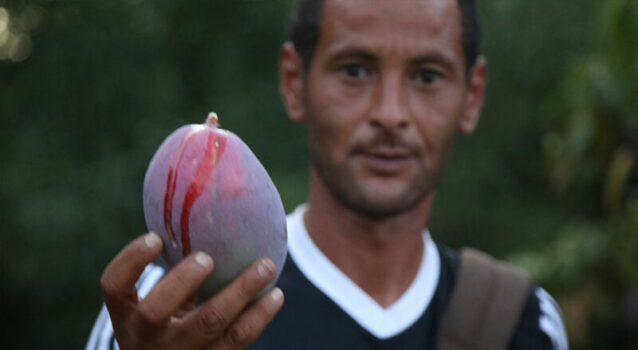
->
[1,0,636,348]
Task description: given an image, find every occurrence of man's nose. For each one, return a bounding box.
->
[369,74,409,130]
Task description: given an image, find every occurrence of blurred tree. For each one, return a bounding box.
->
[511,0,638,348]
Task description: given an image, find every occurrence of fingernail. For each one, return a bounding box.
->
[257,259,275,279]
[195,252,213,269]
[270,287,283,303]
[144,232,161,248]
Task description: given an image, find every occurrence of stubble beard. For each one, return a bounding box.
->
[307,121,447,221]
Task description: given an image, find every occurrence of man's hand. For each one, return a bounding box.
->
[100,232,284,350]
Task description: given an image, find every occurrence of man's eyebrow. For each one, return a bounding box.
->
[327,46,377,62]
[409,52,456,72]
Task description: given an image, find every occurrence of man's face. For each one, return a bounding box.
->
[281,0,485,218]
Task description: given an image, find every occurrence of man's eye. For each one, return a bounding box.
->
[414,69,442,84]
[341,63,369,79]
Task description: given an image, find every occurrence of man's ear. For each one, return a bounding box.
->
[459,56,487,134]
[279,42,306,123]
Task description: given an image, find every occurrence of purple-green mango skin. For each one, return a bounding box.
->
[143,123,287,298]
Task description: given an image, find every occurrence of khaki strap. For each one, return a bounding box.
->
[437,248,531,350]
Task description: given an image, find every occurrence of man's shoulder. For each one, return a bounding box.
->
[510,286,569,350]
[434,243,568,350]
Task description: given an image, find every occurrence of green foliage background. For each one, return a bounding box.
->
[0,0,636,348]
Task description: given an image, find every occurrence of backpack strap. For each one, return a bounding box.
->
[436,248,531,350]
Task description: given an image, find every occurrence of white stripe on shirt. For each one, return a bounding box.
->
[536,287,569,350]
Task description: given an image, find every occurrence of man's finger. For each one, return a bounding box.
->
[101,232,163,308]
[136,251,214,326]
[181,258,277,346]
[212,287,284,350]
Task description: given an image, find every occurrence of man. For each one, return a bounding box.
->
[87,0,569,349]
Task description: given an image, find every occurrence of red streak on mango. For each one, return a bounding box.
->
[178,132,227,256]
[163,133,196,246]
[163,129,227,256]
[163,169,175,241]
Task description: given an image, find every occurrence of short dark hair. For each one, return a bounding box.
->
[289,0,481,74]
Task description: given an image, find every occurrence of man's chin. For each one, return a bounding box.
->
[336,186,429,220]
[312,160,432,219]
[347,199,422,220]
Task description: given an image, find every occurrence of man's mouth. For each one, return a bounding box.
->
[355,147,414,174]
[365,147,412,159]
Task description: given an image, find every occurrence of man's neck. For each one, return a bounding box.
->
[304,173,434,308]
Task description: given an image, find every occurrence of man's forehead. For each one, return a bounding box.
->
[318,0,464,62]
[322,0,459,29]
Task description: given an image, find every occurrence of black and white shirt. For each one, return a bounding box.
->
[86,205,569,350]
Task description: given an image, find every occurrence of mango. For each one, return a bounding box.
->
[143,112,287,297]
